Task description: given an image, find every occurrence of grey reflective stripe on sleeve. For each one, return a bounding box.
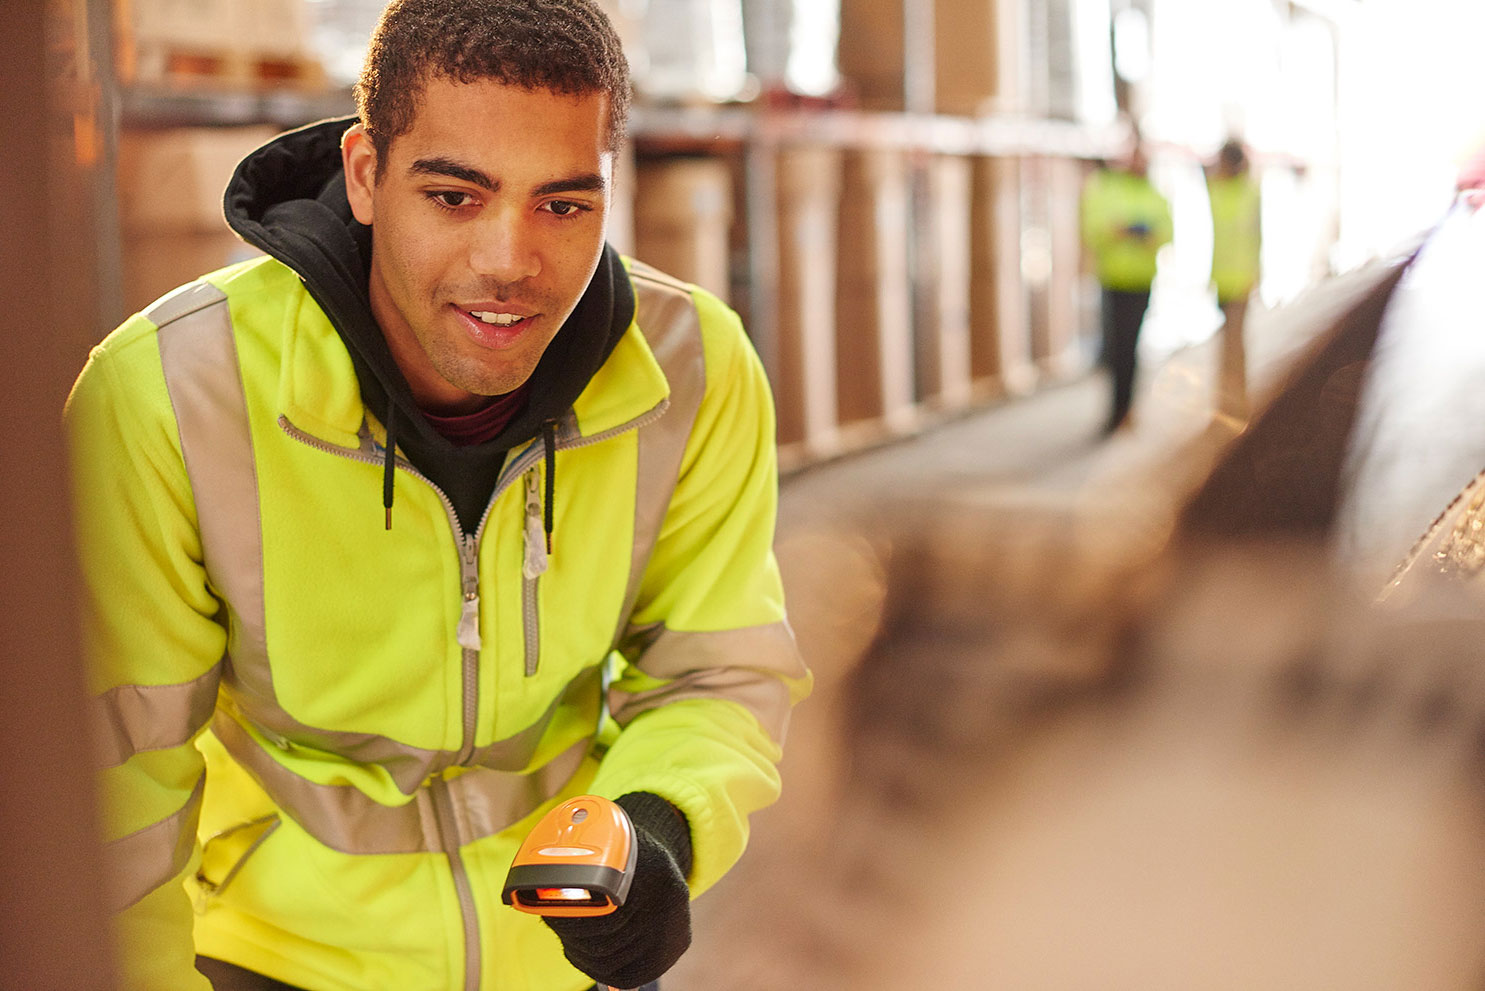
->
[212,711,590,854]
[606,266,804,745]
[93,669,221,769]
[607,623,803,744]
[104,775,206,912]
[153,282,267,670]
[612,264,708,648]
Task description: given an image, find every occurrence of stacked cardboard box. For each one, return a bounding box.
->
[915,154,974,411]
[932,0,1022,116]
[969,155,1035,397]
[115,0,324,90]
[773,146,843,460]
[116,127,273,314]
[633,157,734,301]
[835,148,915,437]
[837,0,1023,115]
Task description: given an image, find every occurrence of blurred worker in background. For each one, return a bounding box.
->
[1206,136,1263,425]
[1080,131,1174,435]
[63,1,809,989]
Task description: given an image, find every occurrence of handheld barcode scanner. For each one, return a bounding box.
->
[502,795,637,917]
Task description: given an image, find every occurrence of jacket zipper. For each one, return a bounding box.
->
[500,401,673,678]
[280,403,669,989]
[429,776,482,991]
[279,416,486,756]
[279,414,487,991]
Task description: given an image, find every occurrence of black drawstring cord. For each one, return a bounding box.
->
[542,420,557,554]
[383,403,397,531]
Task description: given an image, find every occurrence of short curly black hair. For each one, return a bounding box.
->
[354,0,631,170]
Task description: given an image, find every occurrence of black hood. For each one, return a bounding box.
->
[222,116,635,532]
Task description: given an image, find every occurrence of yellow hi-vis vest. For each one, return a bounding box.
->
[66,254,811,991]
[1208,172,1262,302]
[1080,167,1173,292]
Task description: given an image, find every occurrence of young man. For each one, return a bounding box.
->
[1080,134,1173,435]
[65,2,809,989]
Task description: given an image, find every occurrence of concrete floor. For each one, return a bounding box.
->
[664,265,1485,990]
[670,321,1278,990]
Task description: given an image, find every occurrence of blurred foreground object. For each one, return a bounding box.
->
[1,0,116,986]
[739,499,1485,990]
[693,207,1485,986]
[1340,201,1485,603]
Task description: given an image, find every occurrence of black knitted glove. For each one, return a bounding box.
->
[543,792,693,989]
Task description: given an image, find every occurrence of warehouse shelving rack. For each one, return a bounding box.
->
[103,0,1128,470]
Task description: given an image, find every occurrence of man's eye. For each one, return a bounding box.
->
[545,200,585,217]
[432,191,473,209]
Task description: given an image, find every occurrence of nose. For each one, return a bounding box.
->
[468,207,541,284]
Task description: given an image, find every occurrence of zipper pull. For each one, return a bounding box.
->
[457,593,482,651]
[523,470,549,580]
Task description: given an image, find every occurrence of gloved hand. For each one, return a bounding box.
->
[543,792,693,989]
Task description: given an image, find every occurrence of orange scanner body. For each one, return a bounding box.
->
[502,795,637,917]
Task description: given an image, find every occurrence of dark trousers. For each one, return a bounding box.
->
[1100,287,1152,431]
[196,958,305,990]
[197,956,660,990]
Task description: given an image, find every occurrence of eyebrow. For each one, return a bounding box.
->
[409,157,606,198]
[533,173,606,197]
[410,157,497,191]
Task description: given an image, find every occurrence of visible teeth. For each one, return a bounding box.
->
[470,311,525,326]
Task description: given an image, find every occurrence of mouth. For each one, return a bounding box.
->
[453,303,539,348]
[466,309,530,328]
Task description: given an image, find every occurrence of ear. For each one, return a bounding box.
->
[342,123,377,226]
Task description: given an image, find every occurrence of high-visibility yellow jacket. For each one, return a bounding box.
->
[1080,166,1173,292]
[1207,172,1263,303]
[66,253,809,991]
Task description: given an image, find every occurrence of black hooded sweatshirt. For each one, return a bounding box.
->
[222,116,636,535]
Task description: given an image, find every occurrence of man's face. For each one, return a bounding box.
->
[344,77,613,414]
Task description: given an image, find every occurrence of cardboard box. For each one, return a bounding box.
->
[633,157,733,300]
[122,230,263,315]
[118,0,238,54]
[835,0,903,111]
[932,0,1021,116]
[969,155,1035,396]
[838,0,1023,115]
[240,0,316,61]
[119,0,313,57]
[117,126,278,233]
[835,148,914,433]
[915,154,973,411]
[774,146,843,456]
